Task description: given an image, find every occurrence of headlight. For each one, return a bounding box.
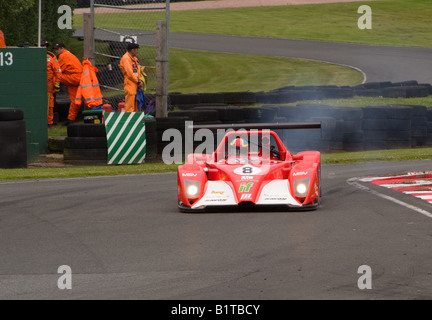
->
[296,183,307,195]
[294,178,309,197]
[185,180,201,198]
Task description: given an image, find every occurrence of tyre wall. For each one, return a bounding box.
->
[62,117,158,165]
[167,81,432,110]
[156,104,432,155]
[0,109,27,168]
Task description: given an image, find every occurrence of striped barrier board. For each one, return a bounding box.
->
[359,172,432,205]
[103,112,146,165]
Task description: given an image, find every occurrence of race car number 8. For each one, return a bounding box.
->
[234,165,261,175]
[0,52,13,66]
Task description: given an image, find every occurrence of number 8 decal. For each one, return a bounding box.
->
[234,165,262,175]
[243,167,252,174]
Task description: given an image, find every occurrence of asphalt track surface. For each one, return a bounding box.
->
[168,32,432,84]
[73,28,432,84]
[1,160,432,300]
[8,20,432,301]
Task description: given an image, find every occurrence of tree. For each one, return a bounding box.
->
[0,0,76,47]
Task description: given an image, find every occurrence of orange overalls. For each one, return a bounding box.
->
[75,59,103,108]
[47,51,60,125]
[120,52,140,112]
[0,30,5,47]
[57,49,83,121]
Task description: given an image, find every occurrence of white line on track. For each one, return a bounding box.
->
[347,177,432,219]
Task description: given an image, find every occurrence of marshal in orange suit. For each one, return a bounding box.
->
[54,43,83,124]
[120,42,144,112]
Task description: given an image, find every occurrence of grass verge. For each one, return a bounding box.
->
[1,148,431,181]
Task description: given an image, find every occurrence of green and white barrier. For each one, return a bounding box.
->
[104,112,146,165]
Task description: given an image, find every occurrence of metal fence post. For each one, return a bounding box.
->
[83,13,95,65]
[156,20,168,118]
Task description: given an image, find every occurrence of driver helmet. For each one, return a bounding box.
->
[229,137,249,157]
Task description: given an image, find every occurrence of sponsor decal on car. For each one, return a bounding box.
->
[293,171,309,176]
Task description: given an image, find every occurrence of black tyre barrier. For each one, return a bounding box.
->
[362,119,389,130]
[427,107,432,121]
[356,81,393,90]
[193,106,228,122]
[383,87,407,98]
[387,119,411,131]
[67,123,106,138]
[156,116,189,131]
[410,106,428,147]
[387,130,412,141]
[310,116,336,150]
[392,80,419,87]
[64,137,108,149]
[223,107,248,122]
[242,107,277,123]
[387,105,413,119]
[145,118,157,160]
[156,117,188,155]
[411,105,428,116]
[341,107,362,121]
[63,118,156,163]
[168,110,219,122]
[363,130,387,140]
[405,86,430,98]
[165,80,432,109]
[364,140,388,150]
[197,93,225,104]
[362,105,389,119]
[0,120,27,168]
[223,92,256,105]
[427,121,432,146]
[169,93,200,107]
[354,88,383,97]
[0,108,24,121]
[150,103,432,157]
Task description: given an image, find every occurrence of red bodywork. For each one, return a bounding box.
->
[177,130,321,212]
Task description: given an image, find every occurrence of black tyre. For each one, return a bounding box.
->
[223,92,256,105]
[0,108,24,121]
[387,119,411,131]
[67,123,107,137]
[168,110,219,122]
[411,105,428,117]
[387,105,413,119]
[64,137,108,149]
[362,106,389,119]
[362,119,388,131]
[0,120,27,168]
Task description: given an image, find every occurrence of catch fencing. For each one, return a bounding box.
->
[90,0,169,110]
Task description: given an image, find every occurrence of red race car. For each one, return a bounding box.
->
[177,123,322,213]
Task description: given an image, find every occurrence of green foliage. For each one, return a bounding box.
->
[0,0,76,47]
[41,0,76,48]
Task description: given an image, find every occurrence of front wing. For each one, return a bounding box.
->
[179,180,317,212]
